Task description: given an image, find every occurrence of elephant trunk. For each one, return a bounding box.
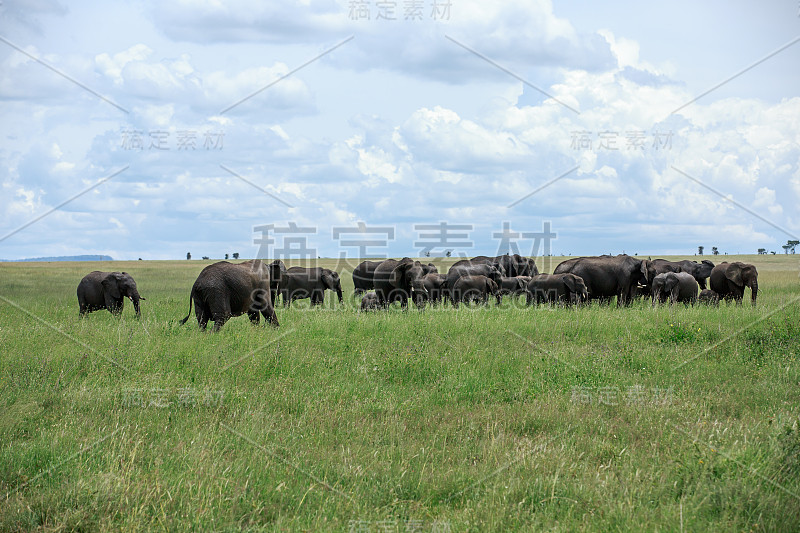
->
[336,286,343,304]
[130,289,142,316]
[750,280,758,306]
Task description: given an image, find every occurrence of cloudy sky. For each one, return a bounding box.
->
[1,0,798,261]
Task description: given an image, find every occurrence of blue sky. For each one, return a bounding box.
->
[1,0,798,261]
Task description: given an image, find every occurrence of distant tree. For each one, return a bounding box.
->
[757,248,766,255]
[698,246,704,255]
[232,253,239,259]
[445,250,452,257]
[425,251,430,257]
[711,247,719,255]
[138,258,142,261]
[786,240,799,254]
[783,244,792,254]
[202,256,209,260]
[187,252,191,260]
[771,251,777,255]
[225,253,229,260]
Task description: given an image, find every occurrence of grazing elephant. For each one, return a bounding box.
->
[452,275,501,307]
[279,266,343,307]
[553,254,647,306]
[452,254,538,278]
[444,262,504,303]
[498,276,529,297]
[646,259,714,290]
[360,291,380,312]
[526,273,588,305]
[651,272,698,306]
[373,258,437,308]
[77,271,144,317]
[178,260,281,331]
[710,262,758,306]
[352,260,383,295]
[413,273,448,308]
[698,289,720,306]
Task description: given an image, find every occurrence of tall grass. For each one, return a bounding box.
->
[0,255,798,531]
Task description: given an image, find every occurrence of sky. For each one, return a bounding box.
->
[0,0,798,261]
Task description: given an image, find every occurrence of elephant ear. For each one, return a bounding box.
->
[562,274,577,293]
[102,274,122,299]
[389,261,413,288]
[725,264,743,285]
[639,260,650,282]
[487,278,498,294]
[322,272,336,290]
[665,274,679,292]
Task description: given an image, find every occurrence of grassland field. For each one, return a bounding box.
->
[1,254,799,532]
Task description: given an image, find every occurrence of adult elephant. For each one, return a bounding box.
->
[526,273,588,305]
[452,253,538,278]
[178,260,281,331]
[444,262,504,304]
[373,258,437,309]
[352,260,382,295]
[279,266,343,307]
[710,262,758,306]
[77,271,144,317]
[498,276,530,297]
[646,259,714,290]
[651,272,698,306]
[553,254,647,306]
[452,275,501,307]
[413,273,448,308]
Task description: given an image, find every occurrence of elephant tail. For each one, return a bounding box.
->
[178,291,194,325]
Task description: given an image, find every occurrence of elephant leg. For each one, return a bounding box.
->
[261,301,279,326]
[248,310,260,324]
[196,300,211,331]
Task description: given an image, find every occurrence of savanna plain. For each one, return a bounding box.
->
[1,255,799,532]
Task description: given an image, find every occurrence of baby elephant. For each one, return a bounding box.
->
[452,275,501,308]
[77,271,144,317]
[698,289,720,306]
[651,272,698,306]
[526,273,588,305]
[360,291,381,312]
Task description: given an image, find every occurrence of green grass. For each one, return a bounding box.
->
[1,255,799,531]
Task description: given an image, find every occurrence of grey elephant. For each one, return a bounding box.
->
[373,258,437,309]
[178,260,282,331]
[553,254,647,306]
[444,262,504,304]
[279,266,343,307]
[452,254,538,277]
[452,275,501,307]
[651,272,698,306]
[498,276,530,298]
[413,273,448,308]
[646,259,714,290]
[77,271,144,317]
[698,289,720,306]
[526,273,588,305]
[352,260,383,295]
[710,262,758,305]
[360,291,380,312]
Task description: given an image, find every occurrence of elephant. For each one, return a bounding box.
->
[178,260,281,331]
[451,253,538,278]
[698,289,720,306]
[279,266,343,307]
[373,258,437,309]
[710,262,758,306]
[360,291,380,312]
[650,272,698,306]
[352,260,383,295]
[412,273,448,308]
[526,273,588,305]
[553,254,647,306]
[498,276,530,298]
[444,262,504,304]
[646,259,714,290]
[452,275,501,307]
[77,271,144,317]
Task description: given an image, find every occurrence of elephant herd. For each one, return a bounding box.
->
[75,254,759,331]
